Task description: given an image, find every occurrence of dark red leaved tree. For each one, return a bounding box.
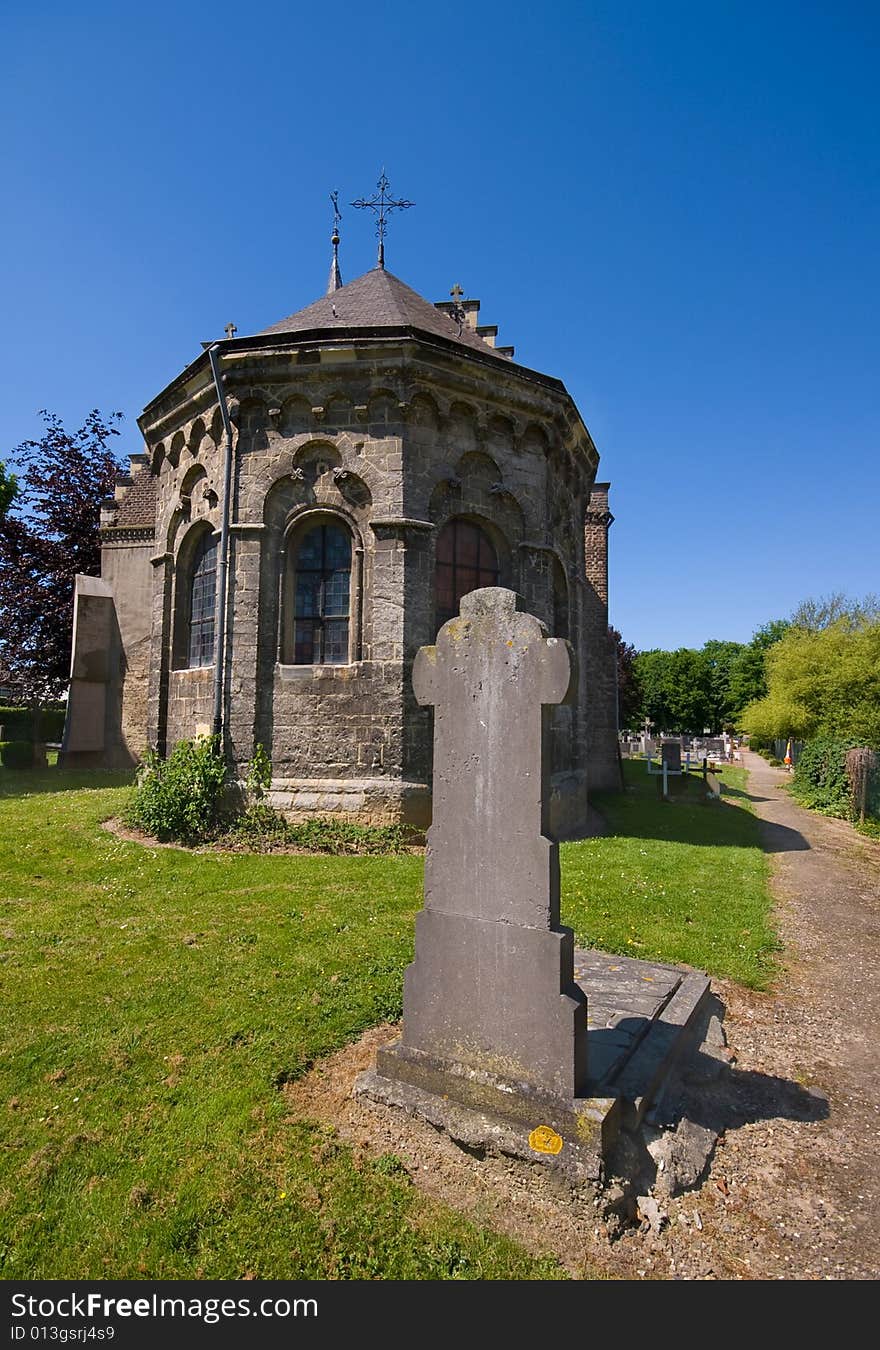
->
[609,625,641,731]
[0,410,124,721]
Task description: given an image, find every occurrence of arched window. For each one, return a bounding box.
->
[435,518,500,630]
[291,520,352,664]
[186,531,218,667]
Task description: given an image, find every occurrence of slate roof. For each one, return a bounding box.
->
[258,268,507,361]
[114,468,157,528]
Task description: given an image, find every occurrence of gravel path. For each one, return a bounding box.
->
[610,750,880,1279]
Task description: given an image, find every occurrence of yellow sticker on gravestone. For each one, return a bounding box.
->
[528,1124,564,1155]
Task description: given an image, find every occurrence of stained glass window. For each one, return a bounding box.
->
[293,523,351,664]
[187,532,217,668]
[435,519,499,630]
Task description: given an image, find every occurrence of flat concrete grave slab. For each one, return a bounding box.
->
[575,949,710,1110]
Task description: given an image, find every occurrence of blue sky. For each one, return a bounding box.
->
[2,1,877,650]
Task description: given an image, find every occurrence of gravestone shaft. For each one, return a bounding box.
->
[661,740,682,772]
[389,587,589,1101]
[414,587,570,929]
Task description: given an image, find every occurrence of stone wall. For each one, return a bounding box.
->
[100,534,154,762]
[583,482,621,791]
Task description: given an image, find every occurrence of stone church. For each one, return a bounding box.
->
[62,235,619,836]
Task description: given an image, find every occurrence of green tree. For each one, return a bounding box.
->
[790,593,880,633]
[702,638,744,729]
[741,605,880,745]
[634,647,713,733]
[726,618,790,721]
[752,617,791,649]
[0,460,16,518]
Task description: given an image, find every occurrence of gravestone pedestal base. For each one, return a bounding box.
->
[357,1062,619,1186]
[356,948,710,1186]
[399,909,588,1103]
[360,1047,619,1185]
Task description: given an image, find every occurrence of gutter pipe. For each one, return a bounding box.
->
[207,343,235,744]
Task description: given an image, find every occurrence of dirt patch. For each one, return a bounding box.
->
[282,754,880,1280]
[284,1026,612,1279]
[101,817,197,851]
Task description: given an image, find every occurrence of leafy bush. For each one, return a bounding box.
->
[791,735,862,819]
[222,802,293,849]
[0,740,36,769]
[245,742,272,800]
[125,736,229,844]
[287,816,415,855]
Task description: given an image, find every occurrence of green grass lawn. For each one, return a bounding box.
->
[563,760,778,987]
[0,758,777,1279]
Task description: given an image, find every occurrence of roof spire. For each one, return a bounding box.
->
[351,170,414,270]
[327,191,343,294]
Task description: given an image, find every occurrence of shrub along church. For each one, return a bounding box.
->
[62,203,619,836]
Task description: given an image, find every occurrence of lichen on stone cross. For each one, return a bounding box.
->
[413,586,572,931]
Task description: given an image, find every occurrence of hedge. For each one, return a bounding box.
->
[0,706,66,742]
[0,741,38,769]
[791,734,880,821]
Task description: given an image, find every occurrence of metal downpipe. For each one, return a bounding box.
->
[208,343,235,745]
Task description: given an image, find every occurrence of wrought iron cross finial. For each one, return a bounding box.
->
[327,191,343,293]
[351,170,414,269]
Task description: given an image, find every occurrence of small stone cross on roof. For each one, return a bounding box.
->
[449,283,466,332]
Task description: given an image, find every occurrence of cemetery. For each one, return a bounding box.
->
[3,599,879,1277]
[0,584,788,1280]
[3,0,880,1293]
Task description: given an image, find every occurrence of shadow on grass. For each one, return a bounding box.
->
[720,784,770,801]
[593,762,809,853]
[0,767,135,799]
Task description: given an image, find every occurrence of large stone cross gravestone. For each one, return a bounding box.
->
[374,587,589,1114]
